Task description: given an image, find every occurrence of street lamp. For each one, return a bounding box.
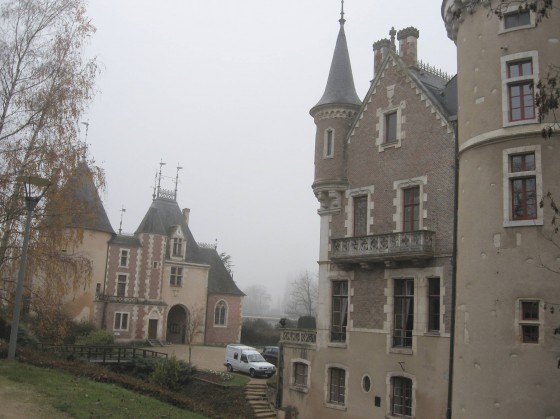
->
[8,175,50,360]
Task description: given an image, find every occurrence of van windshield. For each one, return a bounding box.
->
[248,353,266,362]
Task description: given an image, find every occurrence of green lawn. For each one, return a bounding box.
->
[0,360,209,419]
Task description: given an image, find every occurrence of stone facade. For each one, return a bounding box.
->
[442,1,560,418]
[280,15,457,418]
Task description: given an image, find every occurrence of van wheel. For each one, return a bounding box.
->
[227,364,233,372]
[250,369,256,378]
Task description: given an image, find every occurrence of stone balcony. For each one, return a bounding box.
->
[280,329,317,348]
[331,230,435,267]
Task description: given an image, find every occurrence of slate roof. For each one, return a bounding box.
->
[135,197,244,296]
[57,159,115,235]
[312,18,361,110]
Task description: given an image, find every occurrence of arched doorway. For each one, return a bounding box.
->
[167,305,189,344]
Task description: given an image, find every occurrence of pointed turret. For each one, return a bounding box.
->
[311,5,360,214]
[56,159,115,234]
[311,15,361,111]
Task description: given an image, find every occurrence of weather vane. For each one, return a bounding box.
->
[340,0,345,22]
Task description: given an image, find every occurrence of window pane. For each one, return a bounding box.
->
[522,301,539,320]
[386,112,397,143]
[521,61,533,76]
[354,196,368,236]
[522,325,539,343]
[504,10,530,28]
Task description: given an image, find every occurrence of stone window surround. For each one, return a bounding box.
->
[376,100,406,152]
[289,358,311,393]
[498,5,535,34]
[214,299,228,328]
[384,267,447,355]
[515,298,544,345]
[502,144,543,227]
[324,127,335,159]
[393,176,427,233]
[386,372,416,419]
[500,50,539,128]
[344,186,375,238]
[324,363,348,411]
[116,273,128,297]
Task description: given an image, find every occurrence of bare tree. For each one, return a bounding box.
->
[0,0,99,312]
[185,306,205,364]
[285,271,318,318]
[242,284,272,316]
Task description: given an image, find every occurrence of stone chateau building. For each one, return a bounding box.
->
[279,1,559,418]
[54,161,244,345]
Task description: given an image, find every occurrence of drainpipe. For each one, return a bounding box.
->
[446,116,459,419]
[276,319,286,409]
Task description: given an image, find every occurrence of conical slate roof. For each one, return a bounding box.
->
[313,18,361,110]
[57,159,115,234]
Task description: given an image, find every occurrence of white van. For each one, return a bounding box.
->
[224,344,276,377]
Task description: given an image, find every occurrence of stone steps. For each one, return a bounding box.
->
[244,380,275,418]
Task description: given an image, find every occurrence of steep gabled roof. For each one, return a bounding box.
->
[134,198,244,296]
[312,17,361,111]
[56,159,115,235]
[348,51,457,138]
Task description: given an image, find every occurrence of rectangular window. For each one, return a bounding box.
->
[504,10,531,29]
[393,279,414,348]
[172,238,183,257]
[325,129,334,157]
[114,312,129,331]
[329,368,346,405]
[392,376,413,417]
[520,300,540,343]
[403,187,420,232]
[95,283,101,295]
[116,274,127,298]
[119,249,129,267]
[331,280,348,342]
[170,266,183,287]
[510,153,537,220]
[294,363,308,387]
[354,196,368,237]
[428,277,441,333]
[385,112,397,143]
[507,60,534,122]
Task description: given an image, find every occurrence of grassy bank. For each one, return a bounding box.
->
[0,360,208,419]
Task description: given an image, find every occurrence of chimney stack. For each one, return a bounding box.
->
[182,208,190,225]
[372,38,391,77]
[397,27,419,67]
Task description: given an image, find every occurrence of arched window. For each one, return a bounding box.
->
[214,300,227,326]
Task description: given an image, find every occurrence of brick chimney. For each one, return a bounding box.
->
[182,208,190,225]
[372,38,391,76]
[397,27,419,67]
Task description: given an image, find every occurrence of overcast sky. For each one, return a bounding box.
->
[84,0,457,309]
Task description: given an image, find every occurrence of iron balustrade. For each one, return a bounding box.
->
[39,344,168,363]
[280,329,317,346]
[331,231,435,264]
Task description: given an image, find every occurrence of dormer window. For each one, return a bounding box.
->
[172,238,183,257]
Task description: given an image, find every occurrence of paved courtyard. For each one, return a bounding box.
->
[147,344,228,371]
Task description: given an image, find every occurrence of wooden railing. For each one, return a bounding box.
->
[40,344,168,363]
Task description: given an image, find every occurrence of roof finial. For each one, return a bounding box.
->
[118,206,126,235]
[174,164,183,200]
[156,159,166,199]
[339,0,345,24]
[390,27,397,51]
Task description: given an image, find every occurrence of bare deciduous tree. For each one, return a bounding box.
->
[185,306,205,364]
[0,0,100,315]
[242,285,272,316]
[285,271,318,318]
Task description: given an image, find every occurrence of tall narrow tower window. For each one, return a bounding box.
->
[354,196,368,236]
[510,153,536,220]
[506,59,535,122]
[385,112,397,143]
[325,129,334,158]
[403,187,420,232]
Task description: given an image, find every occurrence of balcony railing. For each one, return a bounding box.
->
[280,329,317,346]
[331,231,435,264]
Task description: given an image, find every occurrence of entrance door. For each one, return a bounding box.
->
[148,319,158,340]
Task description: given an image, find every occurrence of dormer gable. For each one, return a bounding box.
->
[168,225,185,259]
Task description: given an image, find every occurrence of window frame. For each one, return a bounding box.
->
[353,195,368,237]
[376,102,405,152]
[402,187,420,232]
[330,280,349,343]
[214,300,228,327]
[393,177,426,233]
[385,111,398,144]
[170,266,183,287]
[327,367,346,407]
[114,312,129,331]
[502,145,543,227]
[517,299,542,344]
[172,237,184,258]
[290,359,310,393]
[501,51,539,127]
[119,249,129,268]
[393,278,414,348]
[391,376,413,417]
[499,7,535,33]
[116,274,127,298]
[427,277,441,333]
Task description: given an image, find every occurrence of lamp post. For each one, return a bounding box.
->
[8,176,50,360]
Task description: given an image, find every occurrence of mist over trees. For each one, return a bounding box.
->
[284,271,318,318]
